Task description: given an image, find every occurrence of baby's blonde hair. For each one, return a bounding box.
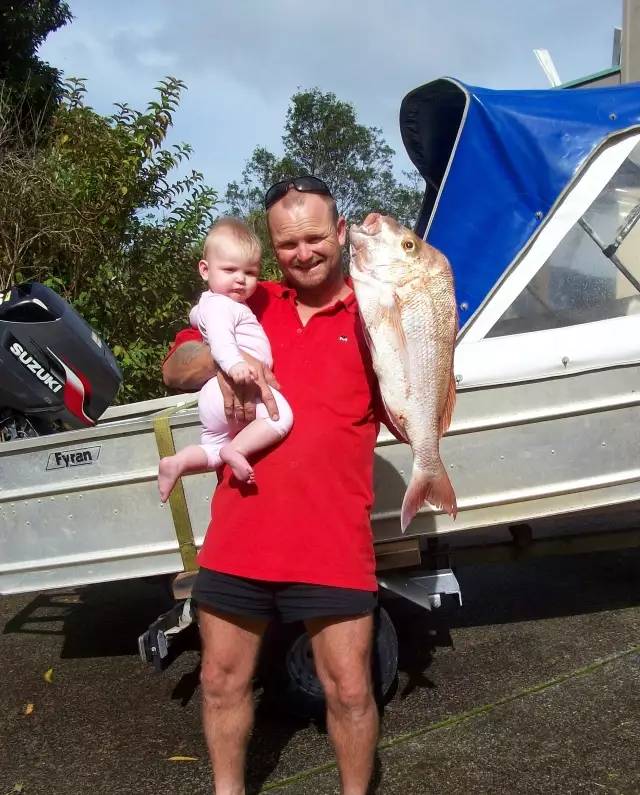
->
[203,216,262,263]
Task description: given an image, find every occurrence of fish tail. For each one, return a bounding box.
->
[400,461,458,533]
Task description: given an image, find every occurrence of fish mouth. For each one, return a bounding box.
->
[349,212,383,247]
[349,215,384,265]
[349,213,385,273]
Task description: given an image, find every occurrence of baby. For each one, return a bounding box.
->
[158,217,294,502]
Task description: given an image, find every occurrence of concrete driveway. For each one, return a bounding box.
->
[2,548,640,794]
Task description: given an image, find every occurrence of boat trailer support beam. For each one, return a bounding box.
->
[378,567,462,610]
[137,526,640,669]
[138,598,196,672]
[376,524,640,612]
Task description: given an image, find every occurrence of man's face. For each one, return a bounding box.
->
[267,192,347,292]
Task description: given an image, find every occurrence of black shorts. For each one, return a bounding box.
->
[192,567,378,624]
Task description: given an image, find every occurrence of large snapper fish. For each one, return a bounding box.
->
[349,213,458,532]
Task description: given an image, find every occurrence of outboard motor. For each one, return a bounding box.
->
[0,282,123,441]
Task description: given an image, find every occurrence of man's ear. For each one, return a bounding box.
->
[198,259,209,281]
[336,215,347,247]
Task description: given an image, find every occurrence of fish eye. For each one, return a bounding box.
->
[402,239,415,251]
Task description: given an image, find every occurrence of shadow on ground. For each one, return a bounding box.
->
[245,704,315,794]
[3,546,640,794]
[5,546,640,694]
[2,576,175,657]
[381,545,640,702]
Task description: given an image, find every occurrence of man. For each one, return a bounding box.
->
[162,176,399,795]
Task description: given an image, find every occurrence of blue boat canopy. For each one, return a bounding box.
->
[399,77,640,327]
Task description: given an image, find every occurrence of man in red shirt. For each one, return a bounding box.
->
[162,177,399,795]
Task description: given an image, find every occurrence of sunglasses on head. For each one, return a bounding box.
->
[264,176,333,211]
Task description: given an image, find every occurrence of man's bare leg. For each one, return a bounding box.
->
[306,613,378,795]
[199,606,268,795]
[220,420,283,483]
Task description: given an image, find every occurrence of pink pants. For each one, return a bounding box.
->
[197,377,294,469]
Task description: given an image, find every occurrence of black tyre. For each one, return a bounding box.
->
[258,606,398,721]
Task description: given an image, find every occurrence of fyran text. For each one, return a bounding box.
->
[9,342,63,393]
[46,446,101,470]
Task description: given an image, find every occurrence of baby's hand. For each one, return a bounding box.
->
[228,362,257,385]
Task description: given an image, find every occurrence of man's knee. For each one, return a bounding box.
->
[200,653,253,709]
[308,613,376,714]
[199,618,259,709]
[322,667,374,714]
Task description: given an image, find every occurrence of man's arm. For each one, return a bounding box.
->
[162,340,217,392]
[162,336,281,423]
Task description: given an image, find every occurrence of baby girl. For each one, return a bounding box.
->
[158,217,293,502]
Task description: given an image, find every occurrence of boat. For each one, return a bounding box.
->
[3,76,640,717]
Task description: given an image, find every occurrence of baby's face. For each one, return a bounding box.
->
[199,241,260,303]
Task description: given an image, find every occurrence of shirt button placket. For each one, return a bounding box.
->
[297,323,308,369]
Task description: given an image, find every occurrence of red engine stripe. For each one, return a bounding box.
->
[47,350,93,425]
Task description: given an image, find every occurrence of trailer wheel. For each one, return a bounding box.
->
[258,606,398,721]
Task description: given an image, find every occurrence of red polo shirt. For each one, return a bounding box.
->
[165,279,394,592]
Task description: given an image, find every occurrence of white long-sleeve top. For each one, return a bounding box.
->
[189,290,274,376]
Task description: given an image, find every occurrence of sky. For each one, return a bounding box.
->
[38,0,623,206]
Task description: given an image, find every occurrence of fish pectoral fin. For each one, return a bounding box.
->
[371,291,410,385]
[372,291,406,342]
[439,368,457,437]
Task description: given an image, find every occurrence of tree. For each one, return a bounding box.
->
[0,0,72,140]
[0,76,218,403]
[225,87,425,272]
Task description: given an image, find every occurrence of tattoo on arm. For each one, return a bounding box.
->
[169,341,209,366]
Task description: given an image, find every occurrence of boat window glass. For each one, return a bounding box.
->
[616,213,640,284]
[486,140,640,338]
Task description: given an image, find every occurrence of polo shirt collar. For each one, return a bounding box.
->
[274,277,358,314]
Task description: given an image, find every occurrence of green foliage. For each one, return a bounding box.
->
[0,0,72,139]
[0,28,423,408]
[0,76,218,403]
[225,87,425,273]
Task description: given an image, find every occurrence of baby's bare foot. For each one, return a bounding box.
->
[158,457,181,502]
[220,445,255,483]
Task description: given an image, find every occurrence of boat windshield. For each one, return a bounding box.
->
[487,138,640,338]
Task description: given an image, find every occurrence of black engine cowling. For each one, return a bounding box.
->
[0,282,123,438]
